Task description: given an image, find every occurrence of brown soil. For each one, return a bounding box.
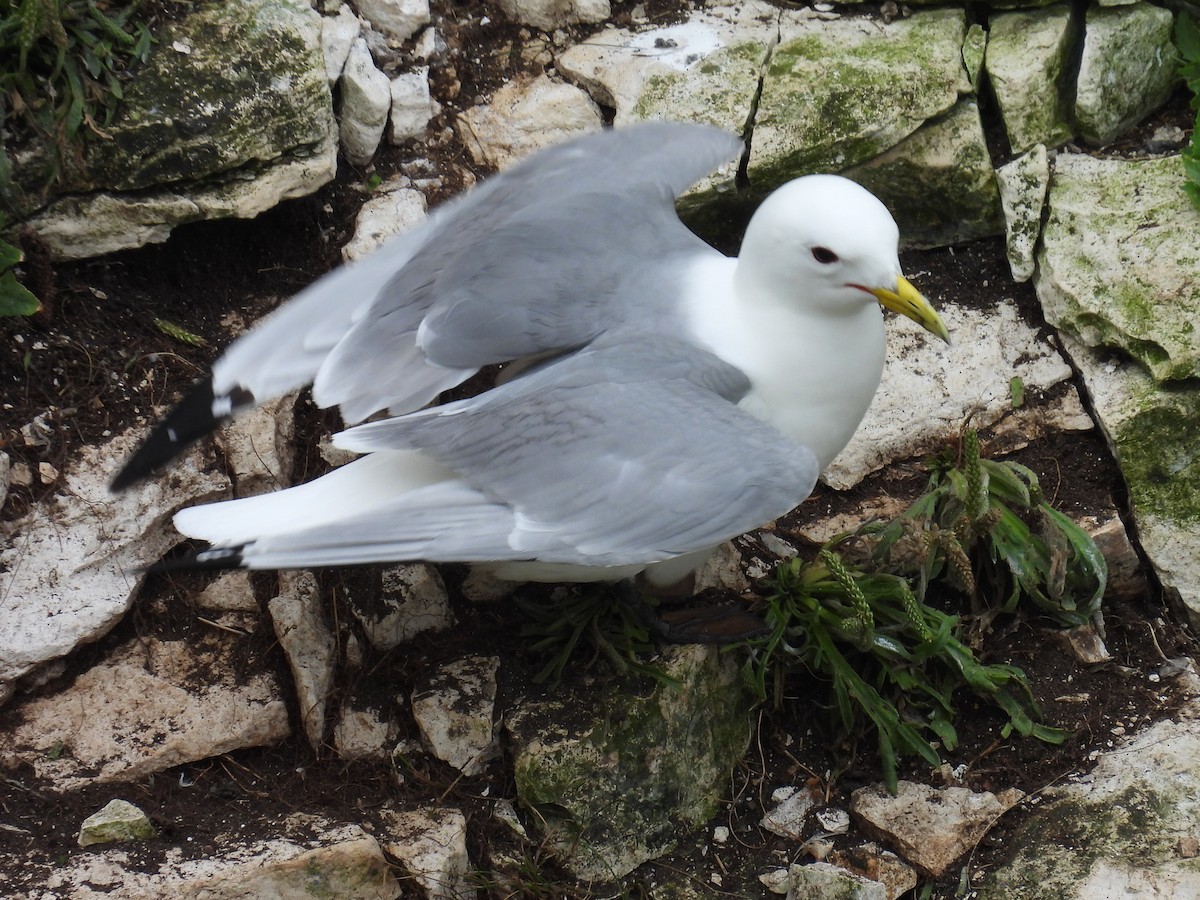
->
[3,1,1199,897]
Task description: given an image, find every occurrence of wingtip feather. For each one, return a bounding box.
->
[111,378,234,492]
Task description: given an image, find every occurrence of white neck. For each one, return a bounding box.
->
[683,256,886,470]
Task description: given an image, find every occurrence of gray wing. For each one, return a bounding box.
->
[114,123,742,491]
[312,123,742,421]
[296,336,822,568]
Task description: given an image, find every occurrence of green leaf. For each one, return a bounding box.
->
[0,270,42,316]
[1176,11,1200,64]
[1009,375,1025,408]
[0,240,21,269]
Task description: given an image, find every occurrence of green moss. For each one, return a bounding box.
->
[755,9,967,179]
[1116,400,1200,527]
[511,647,753,879]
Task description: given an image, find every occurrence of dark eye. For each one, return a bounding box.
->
[811,246,839,264]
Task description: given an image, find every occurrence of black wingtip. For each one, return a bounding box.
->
[143,543,247,574]
[111,378,226,492]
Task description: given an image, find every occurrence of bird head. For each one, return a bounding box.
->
[737,174,950,343]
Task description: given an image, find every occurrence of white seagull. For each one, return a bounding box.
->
[113,122,949,587]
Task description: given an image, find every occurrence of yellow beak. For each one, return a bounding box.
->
[869,276,951,344]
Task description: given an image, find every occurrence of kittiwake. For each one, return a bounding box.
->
[112,122,950,586]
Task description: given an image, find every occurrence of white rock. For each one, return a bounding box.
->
[339,38,392,167]
[995,144,1049,282]
[352,563,452,650]
[1054,333,1200,624]
[559,0,773,191]
[825,301,1079,489]
[0,428,228,697]
[754,7,970,182]
[389,67,435,142]
[78,799,155,847]
[0,450,10,511]
[1036,153,1200,383]
[269,571,336,751]
[495,0,608,31]
[982,706,1200,898]
[459,566,517,603]
[343,187,428,261]
[694,540,750,592]
[40,824,399,898]
[354,0,429,42]
[333,705,395,761]
[761,785,818,839]
[983,6,1074,153]
[844,99,1002,248]
[456,73,601,171]
[380,807,471,900]
[27,131,339,260]
[829,843,919,900]
[1075,3,1176,145]
[851,780,1024,876]
[413,26,443,62]
[815,807,850,835]
[216,393,296,496]
[0,638,289,788]
[784,862,888,899]
[196,570,259,612]
[322,5,360,85]
[411,656,499,775]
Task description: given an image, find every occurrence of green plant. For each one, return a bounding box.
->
[1178,9,1200,210]
[743,430,1101,790]
[872,430,1106,628]
[0,0,154,195]
[517,587,678,688]
[0,229,40,316]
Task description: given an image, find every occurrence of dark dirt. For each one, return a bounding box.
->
[3,0,1199,896]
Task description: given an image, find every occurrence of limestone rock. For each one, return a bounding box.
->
[495,0,609,31]
[323,5,361,84]
[0,638,289,788]
[78,799,155,847]
[389,68,436,142]
[1082,511,1146,602]
[979,708,1200,898]
[1036,153,1200,383]
[694,540,751,592]
[995,144,1050,282]
[352,563,453,650]
[984,6,1075,153]
[197,570,260,613]
[342,186,428,261]
[0,450,9,511]
[334,705,395,761]
[1075,3,1177,146]
[410,655,499,775]
[269,571,336,751]
[845,99,1002,247]
[23,135,338,259]
[752,7,970,185]
[761,785,819,840]
[1055,333,1200,625]
[558,0,774,194]
[962,23,986,91]
[456,74,601,170]
[0,428,228,698]
[354,0,430,42]
[46,824,399,898]
[784,862,888,900]
[508,644,753,879]
[851,780,1024,876]
[215,393,297,496]
[829,843,920,900]
[340,38,392,167]
[17,0,337,259]
[380,807,472,900]
[825,301,1081,489]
